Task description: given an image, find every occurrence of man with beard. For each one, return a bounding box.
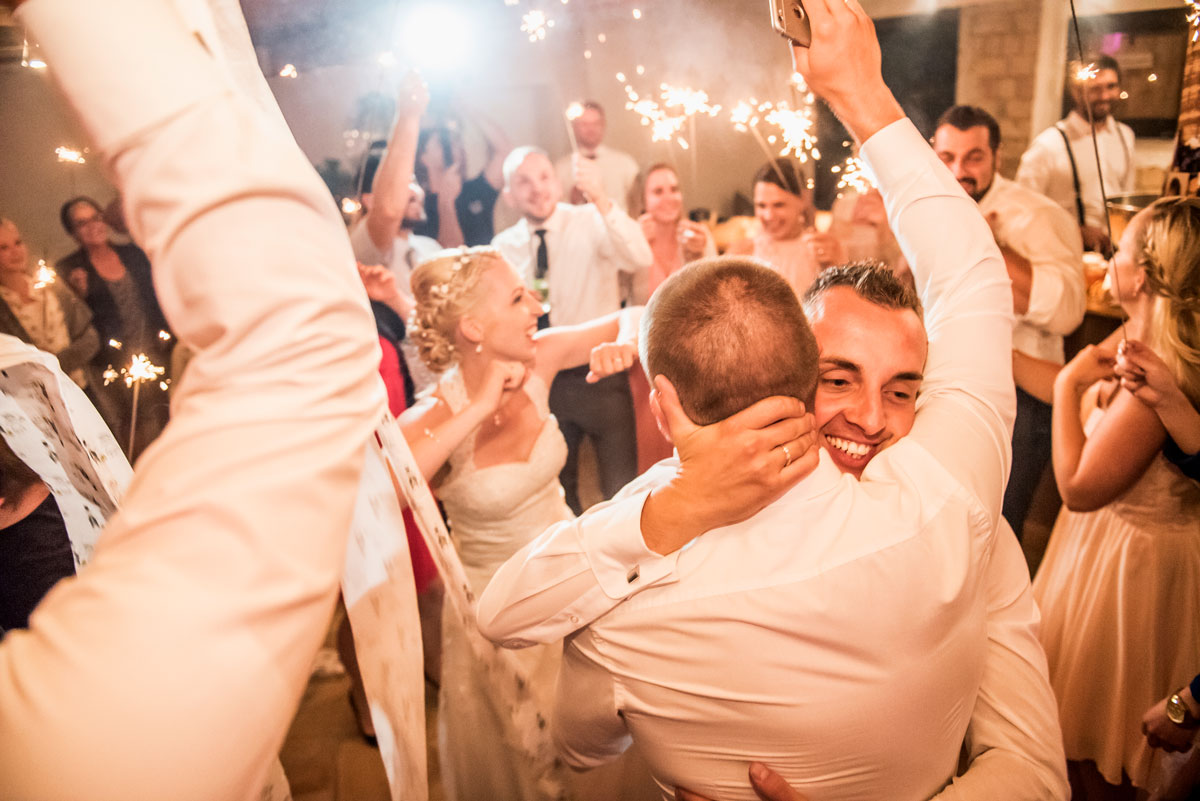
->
[933,104,1085,538]
[477,6,1065,797]
[349,76,442,293]
[1016,55,1135,256]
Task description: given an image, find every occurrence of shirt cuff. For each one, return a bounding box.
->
[579,490,680,599]
[1021,265,1063,327]
[19,0,228,157]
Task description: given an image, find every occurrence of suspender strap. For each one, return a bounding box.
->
[1055,124,1087,228]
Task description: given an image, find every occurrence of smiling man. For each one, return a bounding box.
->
[800,263,925,474]
[476,0,1064,795]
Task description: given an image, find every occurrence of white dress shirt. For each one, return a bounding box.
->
[0,2,383,800]
[478,120,1064,801]
[348,219,442,283]
[492,202,651,326]
[978,175,1086,363]
[1016,111,1136,230]
[556,144,641,212]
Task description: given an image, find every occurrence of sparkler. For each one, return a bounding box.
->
[55,146,86,165]
[108,339,123,350]
[521,10,553,42]
[341,197,363,215]
[765,104,820,162]
[565,102,584,152]
[278,63,298,79]
[110,353,166,458]
[832,155,875,194]
[157,330,172,342]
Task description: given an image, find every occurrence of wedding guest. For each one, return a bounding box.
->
[727,159,844,296]
[628,163,716,471]
[0,218,98,390]
[56,196,171,457]
[555,101,640,212]
[1028,197,1200,800]
[413,103,511,248]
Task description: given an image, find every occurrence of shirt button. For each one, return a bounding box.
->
[569,614,581,625]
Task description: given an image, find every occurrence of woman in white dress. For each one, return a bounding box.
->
[400,246,650,801]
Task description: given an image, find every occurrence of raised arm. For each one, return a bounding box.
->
[530,306,641,386]
[362,74,429,254]
[0,1,381,798]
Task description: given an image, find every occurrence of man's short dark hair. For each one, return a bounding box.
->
[754,159,806,198]
[935,105,1002,151]
[641,258,818,425]
[802,261,923,320]
[59,196,102,236]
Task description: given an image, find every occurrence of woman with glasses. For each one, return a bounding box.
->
[56,196,171,457]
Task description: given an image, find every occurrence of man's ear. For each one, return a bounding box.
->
[993,145,1003,175]
[502,187,515,210]
[648,388,673,444]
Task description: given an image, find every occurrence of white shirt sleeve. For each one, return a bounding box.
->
[1010,206,1086,337]
[476,463,682,645]
[0,2,383,800]
[931,524,1069,801]
[864,119,1015,523]
[1015,133,1057,199]
[594,204,654,274]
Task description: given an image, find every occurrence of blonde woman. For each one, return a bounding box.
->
[400,246,646,801]
[1026,197,1200,801]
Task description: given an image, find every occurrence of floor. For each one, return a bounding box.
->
[277,442,1060,801]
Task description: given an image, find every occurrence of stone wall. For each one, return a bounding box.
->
[955,0,1044,176]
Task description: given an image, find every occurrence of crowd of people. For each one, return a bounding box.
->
[1,0,1199,800]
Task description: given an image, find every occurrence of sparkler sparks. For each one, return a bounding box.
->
[108,339,123,351]
[1075,63,1099,82]
[521,10,553,42]
[832,155,875,194]
[341,197,363,215]
[278,63,298,78]
[660,84,721,118]
[33,260,56,290]
[55,146,86,165]
[158,330,172,342]
[566,102,585,121]
[765,104,820,162]
[123,353,165,388]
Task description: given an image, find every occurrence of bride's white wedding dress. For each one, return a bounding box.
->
[434,368,656,801]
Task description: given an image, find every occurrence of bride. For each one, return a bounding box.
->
[400,245,648,801]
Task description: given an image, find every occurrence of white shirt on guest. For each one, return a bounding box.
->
[479,119,1067,801]
[0,1,383,798]
[978,174,1086,364]
[492,202,651,326]
[348,218,442,284]
[556,144,641,213]
[1016,110,1136,230]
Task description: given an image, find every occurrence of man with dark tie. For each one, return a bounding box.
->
[492,146,651,512]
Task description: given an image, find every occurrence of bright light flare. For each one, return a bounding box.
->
[1075,63,1099,82]
[341,197,363,215]
[28,59,47,70]
[279,63,298,78]
[400,5,473,71]
[33,260,56,290]
[109,339,123,350]
[521,10,554,42]
[55,146,85,164]
[157,330,172,342]
[566,102,585,121]
[765,104,820,162]
[123,354,165,387]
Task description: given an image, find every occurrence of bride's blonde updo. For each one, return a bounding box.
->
[408,246,508,373]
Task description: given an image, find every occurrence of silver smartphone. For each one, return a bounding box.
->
[770,0,812,47]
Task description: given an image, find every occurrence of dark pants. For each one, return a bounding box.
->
[1002,387,1053,540]
[549,365,638,515]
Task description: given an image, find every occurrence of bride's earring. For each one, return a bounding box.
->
[475,342,483,353]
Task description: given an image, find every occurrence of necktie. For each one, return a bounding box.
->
[534,229,549,281]
[533,229,550,329]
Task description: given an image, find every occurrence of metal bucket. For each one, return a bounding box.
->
[1106,193,1159,245]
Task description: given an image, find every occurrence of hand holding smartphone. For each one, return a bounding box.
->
[770,0,812,47]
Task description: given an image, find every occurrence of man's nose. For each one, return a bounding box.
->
[846,391,886,436]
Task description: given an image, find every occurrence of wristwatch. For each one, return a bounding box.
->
[1166,690,1199,728]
